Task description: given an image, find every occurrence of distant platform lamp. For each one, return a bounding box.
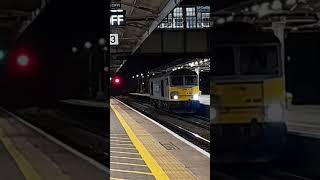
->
[84,41,93,98]
[96,38,107,100]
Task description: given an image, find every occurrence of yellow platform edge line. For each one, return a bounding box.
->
[0,136,42,180]
[110,168,153,175]
[111,104,170,180]
[110,177,129,180]
[110,161,147,167]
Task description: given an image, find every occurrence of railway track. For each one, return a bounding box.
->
[213,169,314,180]
[115,96,210,152]
[125,94,210,129]
[133,98,210,130]
[170,113,210,130]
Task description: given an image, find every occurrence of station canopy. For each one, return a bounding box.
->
[0,0,47,43]
[110,0,183,75]
[213,0,320,32]
[149,57,210,75]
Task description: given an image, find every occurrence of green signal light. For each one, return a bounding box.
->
[0,50,5,60]
[110,77,112,81]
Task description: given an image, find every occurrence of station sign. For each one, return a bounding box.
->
[110,34,119,45]
[110,0,121,9]
[110,9,126,26]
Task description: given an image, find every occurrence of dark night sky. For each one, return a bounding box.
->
[118,55,191,78]
[3,0,320,105]
[1,0,109,106]
[286,32,320,104]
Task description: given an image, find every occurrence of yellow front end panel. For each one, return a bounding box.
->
[263,78,285,105]
[169,86,200,101]
[217,108,263,124]
[212,77,285,124]
[213,82,263,124]
[214,82,263,107]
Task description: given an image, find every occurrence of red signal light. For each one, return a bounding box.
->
[17,54,30,66]
[8,47,39,77]
[112,76,123,86]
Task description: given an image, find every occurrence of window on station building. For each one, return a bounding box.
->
[197,6,210,28]
[159,17,167,28]
[158,5,211,29]
[186,7,196,28]
[173,7,184,28]
[167,13,173,28]
[158,13,173,28]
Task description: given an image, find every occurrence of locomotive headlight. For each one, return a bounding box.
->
[193,93,199,100]
[173,95,179,100]
[171,92,179,100]
[265,103,286,122]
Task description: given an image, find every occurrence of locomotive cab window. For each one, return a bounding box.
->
[171,76,184,86]
[240,46,279,75]
[212,47,235,76]
[213,45,280,77]
[185,75,198,86]
[150,81,153,95]
[161,80,164,97]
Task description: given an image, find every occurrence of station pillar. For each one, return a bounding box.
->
[195,67,200,88]
[272,22,285,65]
[272,22,288,108]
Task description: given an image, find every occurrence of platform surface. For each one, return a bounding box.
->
[0,108,106,180]
[0,140,25,180]
[60,99,108,108]
[287,105,320,138]
[199,95,210,106]
[110,98,210,180]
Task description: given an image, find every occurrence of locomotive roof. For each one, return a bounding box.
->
[150,69,197,79]
[212,22,280,45]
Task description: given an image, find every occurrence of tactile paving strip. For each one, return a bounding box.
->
[111,99,198,180]
[110,110,155,180]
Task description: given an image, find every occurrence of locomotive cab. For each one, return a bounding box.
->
[211,22,288,162]
[150,69,200,113]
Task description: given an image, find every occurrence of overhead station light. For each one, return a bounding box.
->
[217,18,226,24]
[286,0,296,6]
[271,0,282,10]
[226,16,234,22]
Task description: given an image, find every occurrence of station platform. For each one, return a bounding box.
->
[129,93,210,106]
[0,107,106,180]
[110,98,210,179]
[60,99,108,108]
[288,105,320,138]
